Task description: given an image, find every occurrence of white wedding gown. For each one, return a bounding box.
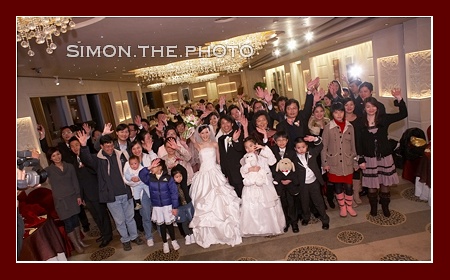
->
[189,147,242,248]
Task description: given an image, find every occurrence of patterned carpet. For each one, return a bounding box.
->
[68,181,431,262]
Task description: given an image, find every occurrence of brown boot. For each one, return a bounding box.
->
[67,231,85,254]
[75,226,90,248]
[353,179,362,204]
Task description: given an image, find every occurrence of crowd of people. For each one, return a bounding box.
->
[30,76,408,254]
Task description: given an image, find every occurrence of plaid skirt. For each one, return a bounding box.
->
[361,154,399,188]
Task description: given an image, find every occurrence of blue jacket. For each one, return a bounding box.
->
[139,168,179,209]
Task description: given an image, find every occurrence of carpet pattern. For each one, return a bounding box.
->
[86,225,100,238]
[401,187,428,203]
[366,210,406,226]
[337,230,364,244]
[144,249,180,261]
[90,247,115,261]
[380,253,418,261]
[285,245,337,261]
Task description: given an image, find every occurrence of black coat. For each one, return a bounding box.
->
[218,130,245,190]
[293,142,325,186]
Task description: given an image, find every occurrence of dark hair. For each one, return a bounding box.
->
[219,114,234,125]
[276,96,288,104]
[129,154,140,163]
[115,123,129,132]
[46,147,60,164]
[59,126,72,135]
[294,137,308,146]
[199,99,206,104]
[313,103,326,112]
[163,126,178,139]
[285,99,300,110]
[243,136,258,145]
[197,124,210,134]
[99,134,114,145]
[203,111,220,125]
[252,100,267,111]
[129,139,143,153]
[252,110,270,129]
[273,130,288,141]
[154,111,165,119]
[227,104,240,115]
[348,77,362,86]
[68,136,79,145]
[359,81,373,93]
[152,158,167,173]
[331,102,345,114]
[342,97,354,106]
[183,107,193,114]
[128,123,139,132]
[324,93,333,101]
[141,119,150,126]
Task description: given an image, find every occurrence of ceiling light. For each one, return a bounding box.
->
[132,31,275,87]
[17,17,75,56]
[54,76,60,86]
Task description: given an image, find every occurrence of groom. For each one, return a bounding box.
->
[218,114,245,198]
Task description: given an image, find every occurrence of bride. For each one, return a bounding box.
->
[189,124,242,248]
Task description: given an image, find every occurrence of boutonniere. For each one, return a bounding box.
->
[226,136,233,147]
[294,120,300,127]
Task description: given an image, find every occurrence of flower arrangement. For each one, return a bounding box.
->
[182,114,198,139]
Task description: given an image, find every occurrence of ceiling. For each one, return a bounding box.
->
[16,16,415,85]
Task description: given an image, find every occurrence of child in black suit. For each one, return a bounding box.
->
[293,136,330,230]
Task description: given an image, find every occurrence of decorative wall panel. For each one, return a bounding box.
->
[378,55,399,97]
[406,50,431,99]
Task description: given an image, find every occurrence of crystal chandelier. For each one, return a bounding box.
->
[16,17,75,56]
[132,30,275,88]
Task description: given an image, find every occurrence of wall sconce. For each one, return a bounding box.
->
[54,76,60,86]
[78,77,84,85]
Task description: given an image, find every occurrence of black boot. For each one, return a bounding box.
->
[326,184,335,209]
[379,192,391,217]
[368,192,378,216]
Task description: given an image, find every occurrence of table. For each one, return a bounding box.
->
[18,218,67,261]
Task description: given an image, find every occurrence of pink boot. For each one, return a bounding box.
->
[336,193,347,217]
[345,194,358,217]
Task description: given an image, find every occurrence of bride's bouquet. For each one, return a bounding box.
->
[182,114,198,140]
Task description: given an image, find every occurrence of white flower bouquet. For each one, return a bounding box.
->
[182,114,198,139]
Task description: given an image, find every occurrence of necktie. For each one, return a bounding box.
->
[279,150,284,158]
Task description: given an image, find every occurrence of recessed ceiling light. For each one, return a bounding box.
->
[214,17,236,23]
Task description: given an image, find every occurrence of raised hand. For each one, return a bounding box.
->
[103,123,113,135]
[314,88,326,103]
[134,115,142,126]
[75,130,88,146]
[232,128,241,142]
[37,124,45,140]
[255,86,267,100]
[307,77,320,92]
[391,88,402,101]
[82,123,92,135]
[219,96,226,108]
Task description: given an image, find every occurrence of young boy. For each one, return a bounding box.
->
[270,131,300,233]
[293,136,330,230]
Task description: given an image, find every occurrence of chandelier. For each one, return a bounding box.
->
[16,17,75,56]
[132,30,276,87]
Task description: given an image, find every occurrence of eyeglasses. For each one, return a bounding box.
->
[62,131,73,136]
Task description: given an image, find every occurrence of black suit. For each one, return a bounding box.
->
[271,145,300,226]
[276,94,313,150]
[293,142,329,225]
[218,130,245,198]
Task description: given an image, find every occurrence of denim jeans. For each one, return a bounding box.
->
[139,189,154,241]
[107,194,138,243]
